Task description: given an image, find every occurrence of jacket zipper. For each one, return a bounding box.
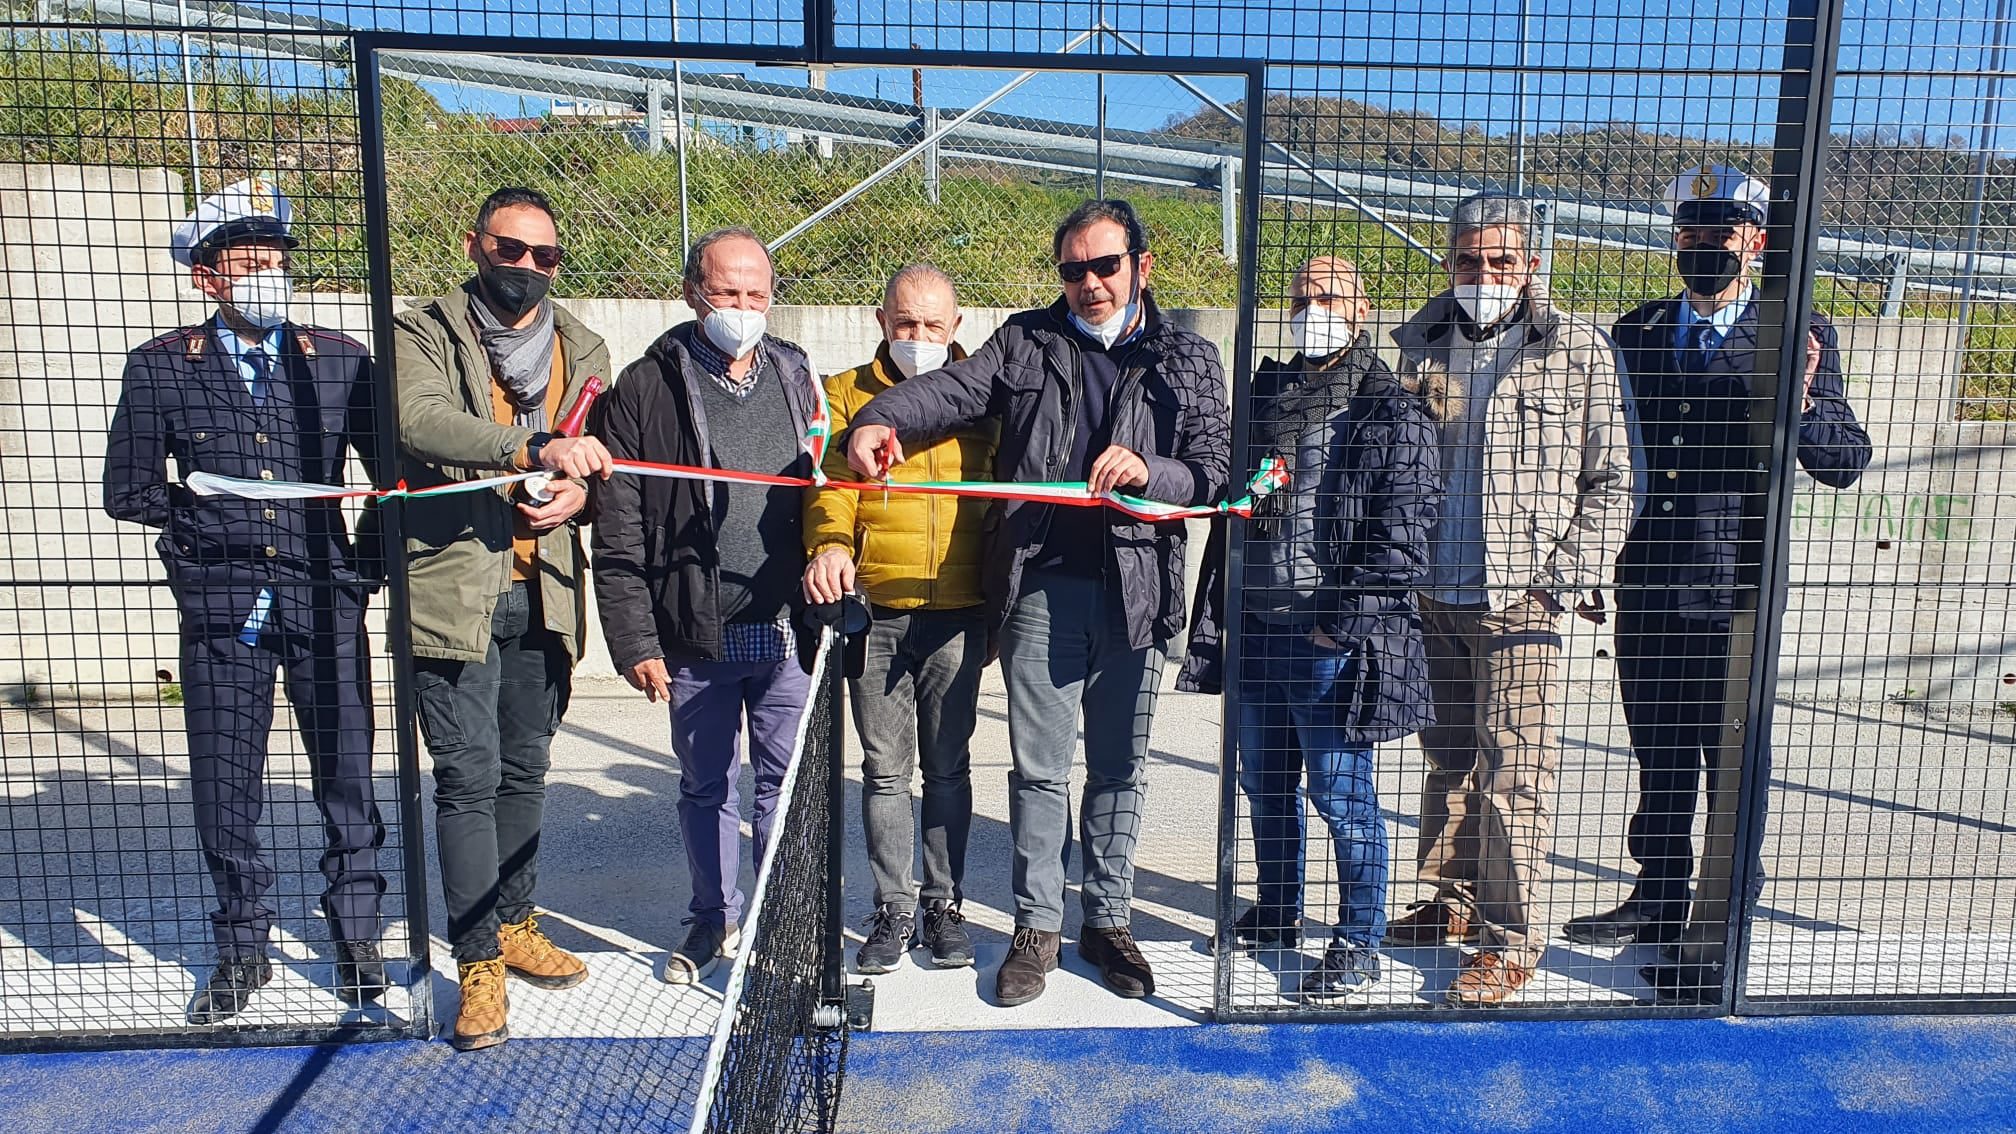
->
[926,427,939,608]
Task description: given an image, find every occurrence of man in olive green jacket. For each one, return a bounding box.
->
[393,186,612,1051]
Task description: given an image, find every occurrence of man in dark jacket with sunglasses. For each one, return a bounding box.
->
[845,199,1231,1007]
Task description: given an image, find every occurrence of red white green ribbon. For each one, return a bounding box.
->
[185,455,1286,522]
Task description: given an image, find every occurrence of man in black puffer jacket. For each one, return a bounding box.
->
[846,200,1230,1007]
[1180,256,1442,1001]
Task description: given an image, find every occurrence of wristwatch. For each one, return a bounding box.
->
[525,431,555,469]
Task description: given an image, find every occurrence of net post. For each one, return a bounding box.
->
[822,625,846,1007]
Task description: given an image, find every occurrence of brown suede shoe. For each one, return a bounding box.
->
[451,959,510,1051]
[1383,901,1475,947]
[1079,926,1156,999]
[995,927,1061,1007]
[1446,951,1532,1006]
[500,915,589,990]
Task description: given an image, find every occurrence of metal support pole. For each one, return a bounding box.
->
[767,27,1099,252]
[1535,199,1556,280]
[1881,252,1908,317]
[1681,0,1846,1009]
[355,39,435,1038]
[1513,0,1531,194]
[675,62,691,254]
[1213,63,1268,1019]
[1096,72,1107,198]
[175,0,203,197]
[1219,154,1239,265]
[808,64,833,159]
[1956,0,2013,345]
[922,104,941,205]
[646,77,665,155]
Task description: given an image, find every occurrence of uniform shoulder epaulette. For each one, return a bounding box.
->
[134,324,211,359]
[297,326,368,355]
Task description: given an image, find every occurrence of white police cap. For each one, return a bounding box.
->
[1663,164,1769,227]
[170,175,299,267]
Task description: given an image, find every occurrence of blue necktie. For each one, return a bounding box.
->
[1683,322,1713,373]
[245,347,271,404]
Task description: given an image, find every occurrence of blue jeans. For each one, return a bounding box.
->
[1236,621,1389,948]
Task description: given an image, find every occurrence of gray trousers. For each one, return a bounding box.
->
[999,570,1168,933]
[854,605,987,914]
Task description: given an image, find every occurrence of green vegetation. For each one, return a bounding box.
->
[4,30,2015,416]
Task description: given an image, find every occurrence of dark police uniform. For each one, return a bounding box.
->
[102,210,386,972]
[1598,170,1873,941]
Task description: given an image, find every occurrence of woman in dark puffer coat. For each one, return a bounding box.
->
[1182,271,1441,1000]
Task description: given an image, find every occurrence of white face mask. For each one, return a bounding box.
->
[1452,282,1522,328]
[699,298,767,359]
[228,268,292,330]
[1069,297,1138,349]
[887,339,948,379]
[1291,307,1357,359]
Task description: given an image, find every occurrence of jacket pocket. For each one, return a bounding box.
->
[1517,392,1579,469]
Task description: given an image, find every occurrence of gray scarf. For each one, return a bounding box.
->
[470,292,557,430]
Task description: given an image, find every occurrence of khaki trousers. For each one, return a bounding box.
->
[1415,594,1564,968]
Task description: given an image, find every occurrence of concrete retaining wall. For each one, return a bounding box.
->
[1,163,2006,711]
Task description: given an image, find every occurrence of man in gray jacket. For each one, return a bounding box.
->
[845,199,1230,1007]
[1381,193,1636,1006]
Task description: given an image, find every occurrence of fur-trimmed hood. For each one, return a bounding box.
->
[1389,280,1572,423]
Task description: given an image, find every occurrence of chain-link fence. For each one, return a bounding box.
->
[376,55,1243,311]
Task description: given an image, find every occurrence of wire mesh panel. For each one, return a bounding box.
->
[42,0,801,51]
[1220,4,1822,1016]
[0,27,422,1041]
[1743,0,2016,1011]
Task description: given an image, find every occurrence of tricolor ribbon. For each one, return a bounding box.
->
[185,455,1288,522]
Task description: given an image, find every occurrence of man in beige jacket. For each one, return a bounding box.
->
[1382,192,1636,1006]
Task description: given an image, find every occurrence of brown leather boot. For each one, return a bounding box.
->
[451,959,510,1051]
[1383,901,1474,947]
[1446,951,1533,1007]
[994,927,1061,1007]
[500,915,589,990]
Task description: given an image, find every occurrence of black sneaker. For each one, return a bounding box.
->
[919,900,975,968]
[334,940,389,1006]
[1212,907,1303,955]
[855,905,915,975]
[187,955,273,1025]
[663,919,739,985]
[1298,945,1382,1002]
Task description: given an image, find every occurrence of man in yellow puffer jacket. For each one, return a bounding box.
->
[803,264,995,974]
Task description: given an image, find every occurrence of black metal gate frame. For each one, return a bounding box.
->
[345,24,1270,1037]
[37,0,1978,1036]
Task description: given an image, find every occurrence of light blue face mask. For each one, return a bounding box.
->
[1069,271,1141,348]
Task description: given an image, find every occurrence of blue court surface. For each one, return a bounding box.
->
[3,1014,2013,1133]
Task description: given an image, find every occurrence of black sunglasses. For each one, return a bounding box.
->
[1056,250,1138,284]
[482,230,565,270]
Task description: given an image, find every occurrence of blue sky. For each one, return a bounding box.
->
[116,0,2016,150]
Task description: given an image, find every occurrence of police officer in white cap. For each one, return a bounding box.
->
[103,176,389,1024]
[1566,165,1871,990]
